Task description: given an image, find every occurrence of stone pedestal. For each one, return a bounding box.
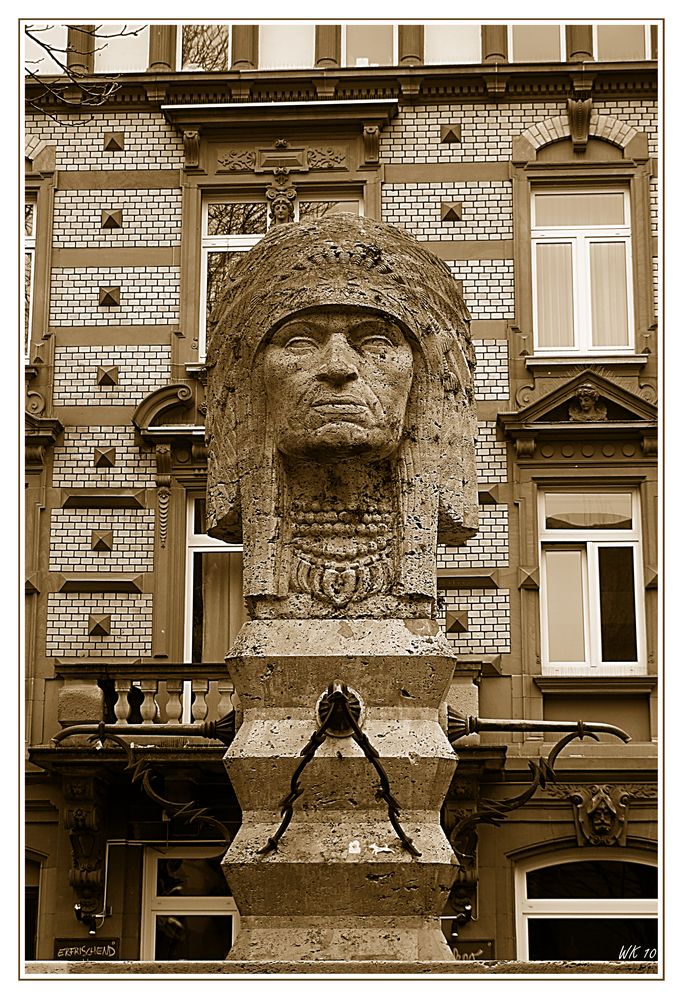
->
[222,618,459,962]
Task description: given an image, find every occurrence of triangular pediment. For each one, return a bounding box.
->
[499,370,657,432]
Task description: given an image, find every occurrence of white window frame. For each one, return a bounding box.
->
[140,844,240,961]
[538,488,645,676]
[508,23,567,63]
[24,193,36,361]
[531,187,635,355]
[340,23,399,66]
[515,849,658,961]
[199,192,363,359]
[593,23,653,61]
[176,23,232,72]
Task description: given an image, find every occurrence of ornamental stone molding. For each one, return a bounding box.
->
[512,112,649,164]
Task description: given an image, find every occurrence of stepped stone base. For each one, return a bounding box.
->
[25,960,659,976]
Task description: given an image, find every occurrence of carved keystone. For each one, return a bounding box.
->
[88,614,111,637]
[441,202,463,223]
[91,530,113,552]
[93,447,116,469]
[446,610,469,634]
[99,286,120,307]
[101,209,123,229]
[103,131,125,152]
[440,124,462,144]
[96,365,119,386]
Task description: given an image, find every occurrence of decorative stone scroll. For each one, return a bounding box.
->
[206,214,478,620]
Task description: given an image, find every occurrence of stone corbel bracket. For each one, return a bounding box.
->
[567,95,593,152]
[62,774,107,917]
[155,443,172,549]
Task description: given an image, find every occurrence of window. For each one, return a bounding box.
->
[141,845,239,960]
[179,24,230,71]
[515,853,657,960]
[200,194,361,357]
[423,24,481,64]
[259,23,315,69]
[24,194,36,358]
[539,490,645,675]
[185,496,245,666]
[531,188,635,354]
[93,23,149,72]
[24,22,69,75]
[510,24,564,62]
[595,24,652,61]
[342,24,397,66]
[25,855,42,960]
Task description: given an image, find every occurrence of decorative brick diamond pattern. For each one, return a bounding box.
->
[50,266,180,325]
[476,422,507,485]
[54,189,182,247]
[446,261,514,320]
[437,505,509,569]
[46,593,153,658]
[54,346,171,406]
[52,427,155,488]
[382,181,512,241]
[473,340,509,400]
[50,509,155,572]
[437,589,511,655]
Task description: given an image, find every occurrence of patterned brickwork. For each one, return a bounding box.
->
[379,101,565,162]
[49,509,155,573]
[53,345,171,406]
[46,593,153,658]
[650,176,658,239]
[476,422,507,484]
[437,505,509,569]
[447,261,514,320]
[54,190,182,247]
[378,100,657,163]
[52,427,156,488]
[50,266,180,325]
[381,181,512,241]
[438,589,511,655]
[473,340,509,400]
[25,111,184,170]
[652,256,658,320]
[591,99,658,156]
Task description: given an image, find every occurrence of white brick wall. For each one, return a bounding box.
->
[650,176,658,240]
[438,588,511,654]
[438,505,508,569]
[473,340,509,400]
[382,181,513,241]
[591,99,658,157]
[25,111,184,170]
[50,266,180,325]
[46,593,153,658]
[447,261,515,320]
[54,189,182,247]
[52,427,156,488]
[476,421,507,484]
[53,345,171,406]
[50,509,155,573]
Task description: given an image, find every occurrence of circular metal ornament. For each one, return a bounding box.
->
[315,683,365,738]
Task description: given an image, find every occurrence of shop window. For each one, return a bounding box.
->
[92,23,149,73]
[595,24,651,61]
[200,194,361,357]
[423,24,481,64]
[141,845,239,960]
[539,490,645,676]
[342,24,397,66]
[531,188,635,355]
[24,194,36,359]
[509,24,564,62]
[516,854,657,960]
[179,24,230,71]
[258,23,315,69]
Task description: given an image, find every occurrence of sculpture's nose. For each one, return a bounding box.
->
[317,333,359,385]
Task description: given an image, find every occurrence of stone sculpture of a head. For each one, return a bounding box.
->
[206,214,478,619]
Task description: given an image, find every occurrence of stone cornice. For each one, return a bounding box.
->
[25,62,657,115]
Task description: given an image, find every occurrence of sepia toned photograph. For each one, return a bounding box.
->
[21,16,661,980]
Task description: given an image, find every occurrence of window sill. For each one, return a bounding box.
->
[534,675,657,695]
[525,354,649,370]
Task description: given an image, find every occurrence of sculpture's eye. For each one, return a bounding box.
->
[356,334,396,355]
[283,334,319,353]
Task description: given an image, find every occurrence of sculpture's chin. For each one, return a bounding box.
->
[277,425,401,463]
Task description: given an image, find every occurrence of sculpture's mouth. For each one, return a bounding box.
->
[312,398,370,418]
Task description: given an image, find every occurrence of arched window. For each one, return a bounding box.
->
[515,850,658,960]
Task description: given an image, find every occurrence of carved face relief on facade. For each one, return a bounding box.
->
[262,307,414,462]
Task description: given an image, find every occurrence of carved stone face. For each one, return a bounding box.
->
[262,306,414,462]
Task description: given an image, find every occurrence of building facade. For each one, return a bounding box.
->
[24,21,659,967]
